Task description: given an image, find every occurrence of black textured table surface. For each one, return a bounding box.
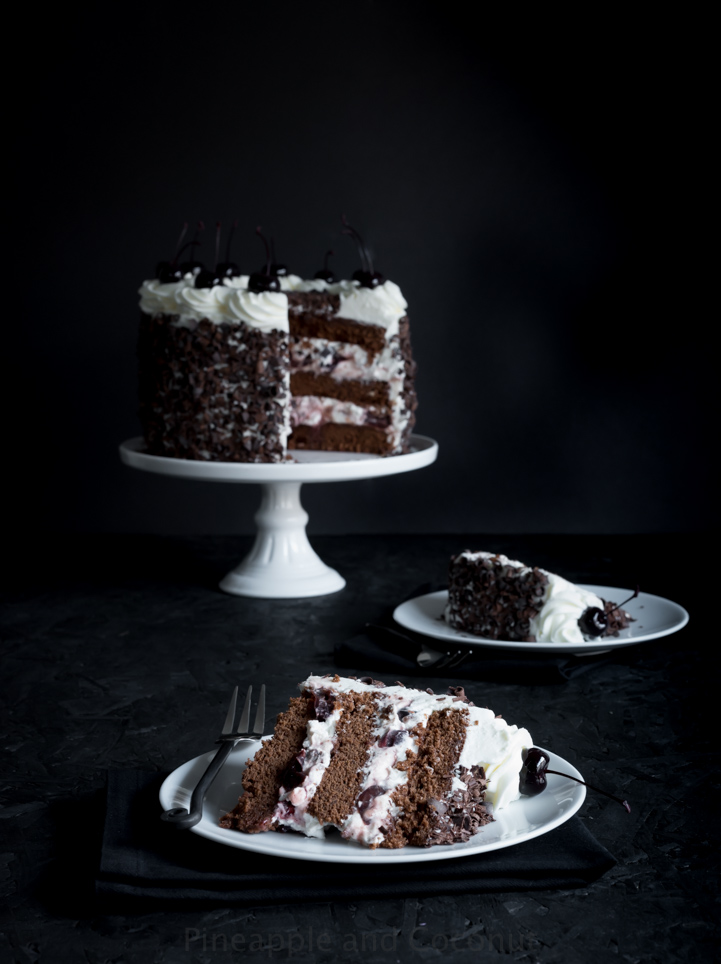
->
[1,533,715,963]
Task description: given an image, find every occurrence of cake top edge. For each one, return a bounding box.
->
[138,275,407,334]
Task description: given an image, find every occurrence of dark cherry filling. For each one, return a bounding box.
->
[519,747,630,812]
[357,785,385,823]
[579,586,639,638]
[313,690,334,722]
[248,226,281,293]
[378,729,406,748]
[279,755,304,790]
[341,215,384,288]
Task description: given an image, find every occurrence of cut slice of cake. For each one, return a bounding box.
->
[220,675,531,849]
[446,550,633,643]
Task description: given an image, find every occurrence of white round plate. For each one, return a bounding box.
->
[393,586,689,656]
[159,744,585,864]
[119,434,437,484]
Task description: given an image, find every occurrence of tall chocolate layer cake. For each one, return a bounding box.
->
[220,674,531,849]
[137,273,417,462]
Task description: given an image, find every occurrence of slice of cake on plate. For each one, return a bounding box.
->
[220,674,531,849]
[446,550,633,643]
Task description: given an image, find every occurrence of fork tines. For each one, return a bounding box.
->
[219,684,266,742]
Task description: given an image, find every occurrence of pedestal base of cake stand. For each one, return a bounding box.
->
[219,481,345,598]
[119,435,438,598]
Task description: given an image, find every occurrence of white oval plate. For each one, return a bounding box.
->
[159,744,585,864]
[393,585,689,656]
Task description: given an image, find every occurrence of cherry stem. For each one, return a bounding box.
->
[256,226,271,275]
[214,221,221,270]
[171,222,188,264]
[341,214,373,273]
[545,769,631,812]
[225,219,238,263]
[189,221,204,261]
[608,586,640,616]
[324,249,334,271]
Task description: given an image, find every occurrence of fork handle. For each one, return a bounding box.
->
[161,741,235,830]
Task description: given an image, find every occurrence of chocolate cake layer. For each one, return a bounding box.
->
[383,707,490,848]
[307,692,375,826]
[287,293,388,356]
[220,695,313,833]
[289,423,391,454]
[289,372,390,406]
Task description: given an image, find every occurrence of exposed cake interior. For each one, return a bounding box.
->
[220,675,531,849]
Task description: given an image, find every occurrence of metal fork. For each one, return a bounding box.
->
[417,646,474,670]
[161,684,266,830]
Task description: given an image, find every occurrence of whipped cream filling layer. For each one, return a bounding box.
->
[272,709,343,838]
[290,337,406,392]
[293,676,531,846]
[289,395,410,451]
[451,551,604,644]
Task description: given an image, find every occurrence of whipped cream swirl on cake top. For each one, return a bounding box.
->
[139,276,289,332]
[139,275,407,336]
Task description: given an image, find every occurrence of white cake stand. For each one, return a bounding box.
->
[119,435,438,598]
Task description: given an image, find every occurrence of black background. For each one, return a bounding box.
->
[13,3,712,536]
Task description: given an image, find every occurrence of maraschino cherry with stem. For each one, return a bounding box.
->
[341,215,384,288]
[520,747,631,812]
[156,222,189,282]
[314,249,335,283]
[216,218,241,279]
[248,227,281,293]
[579,586,640,638]
[195,222,224,288]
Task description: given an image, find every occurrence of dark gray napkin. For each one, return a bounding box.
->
[95,770,616,906]
[334,584,617,683]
